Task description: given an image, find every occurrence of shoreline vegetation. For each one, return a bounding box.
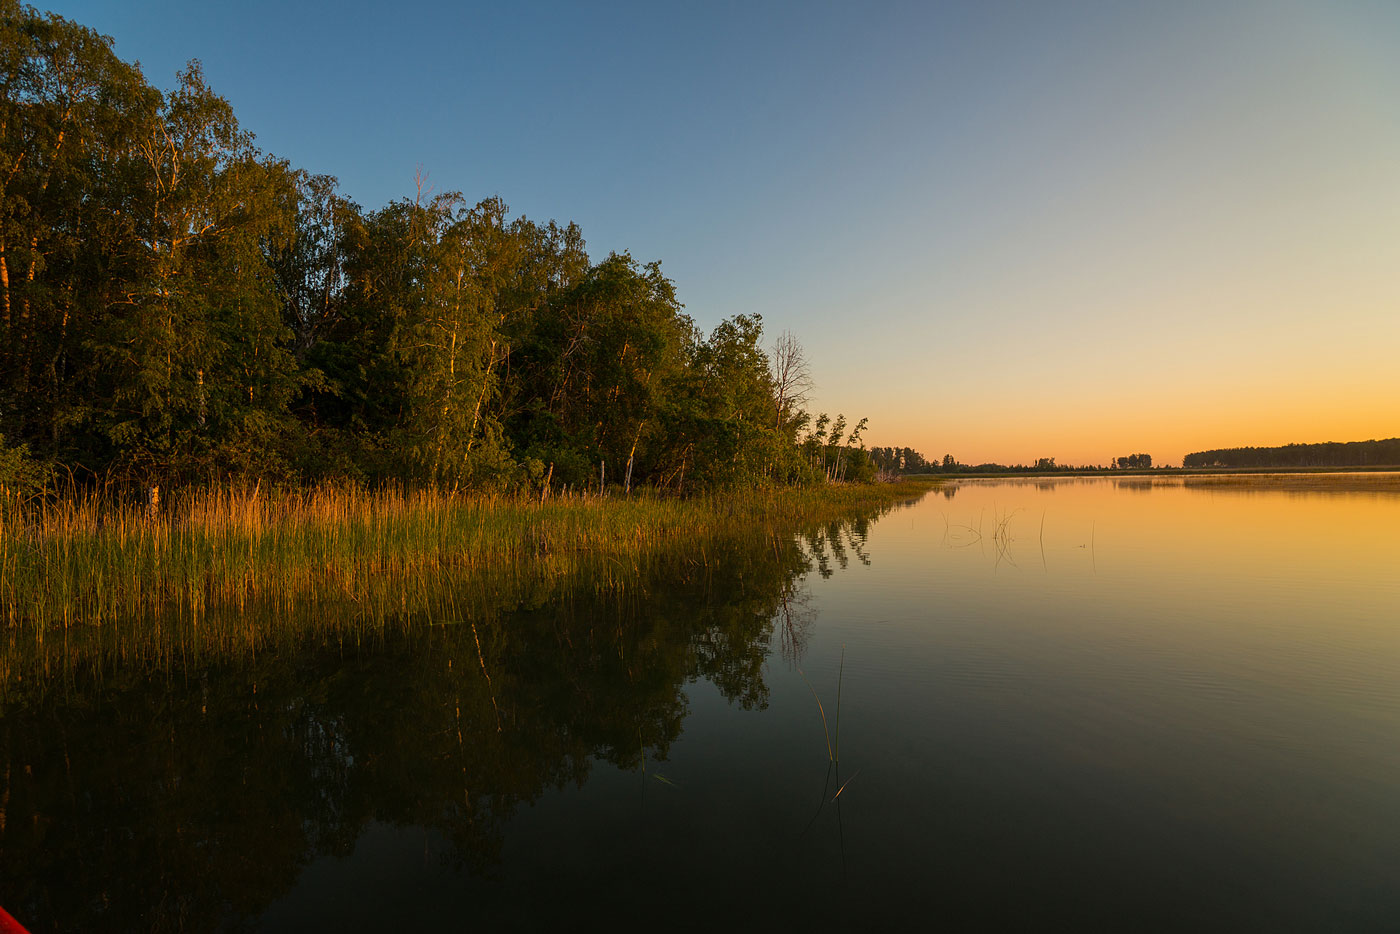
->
[0,4,875,498]
[873,439,1400,480]
[0,0,908,705]
[928,470,1400,494]
[0,478,936,699]
[0,1,919,712]
[921,465,1400,479]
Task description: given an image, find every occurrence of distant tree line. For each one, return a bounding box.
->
[0,3,870,492]
[948,459,1081,474]
[869,449,1080,476]
[925,454,1158,473]
[1183,438,1400,469]
[868,446,930,475]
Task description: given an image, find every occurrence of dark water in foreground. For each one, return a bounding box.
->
[4,476,1400,931]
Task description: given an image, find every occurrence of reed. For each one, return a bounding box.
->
[797,642,846,763]
[797,666,835,761]
[0,480,934,695]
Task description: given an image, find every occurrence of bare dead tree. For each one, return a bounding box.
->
[770,330,813,429]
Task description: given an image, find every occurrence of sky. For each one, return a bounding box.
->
[49,0,1400,466]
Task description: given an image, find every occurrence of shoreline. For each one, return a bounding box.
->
[0,479,938,638]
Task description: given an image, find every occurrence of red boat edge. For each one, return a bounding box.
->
[0,906,30,934]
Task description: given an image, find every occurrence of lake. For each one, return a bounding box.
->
[4,475,1399,931]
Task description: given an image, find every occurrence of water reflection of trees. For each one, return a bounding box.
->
[801,515,873,579]
[776,578,815,667]
[0,506,898,932]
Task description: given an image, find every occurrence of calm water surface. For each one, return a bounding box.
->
[4,476,1399,930]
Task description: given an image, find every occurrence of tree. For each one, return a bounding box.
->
[511,252,691,488]
[666,313,785,489]
[833,416,867,481]
[769,330,812,430]
[86,62,301,479]
[268,171,355,365]
[0,1,146,456]
[0,2,881,492]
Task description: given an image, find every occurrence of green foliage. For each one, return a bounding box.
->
[0,4,876,492]
[869,446,930,475]
[0,1,148,457]
[0,432,43,492]
[507,251,693,488]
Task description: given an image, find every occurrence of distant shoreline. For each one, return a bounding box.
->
[909,465,1400,479]
[903,467,1400,493]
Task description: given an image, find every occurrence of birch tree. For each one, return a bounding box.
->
[0,1,144,451]
[89,62,299,478]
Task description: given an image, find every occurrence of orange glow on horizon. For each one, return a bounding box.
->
[862,390,1400,469]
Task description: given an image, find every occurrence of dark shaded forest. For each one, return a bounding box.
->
[0,3,871,493]
[1183,438,1400,469]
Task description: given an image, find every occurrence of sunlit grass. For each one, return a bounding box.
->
[0,480,934,698]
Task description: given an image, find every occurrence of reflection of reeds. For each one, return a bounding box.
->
[835,644,844,763]
[991,507,1019,567]
[797,643,844,763]
[831,769,860,801]
[797,667,834,761]
[941,506,1020,565]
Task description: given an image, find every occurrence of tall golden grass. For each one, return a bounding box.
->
[0,480,933,696]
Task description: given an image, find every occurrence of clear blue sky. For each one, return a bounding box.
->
[49,0,1400,464]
